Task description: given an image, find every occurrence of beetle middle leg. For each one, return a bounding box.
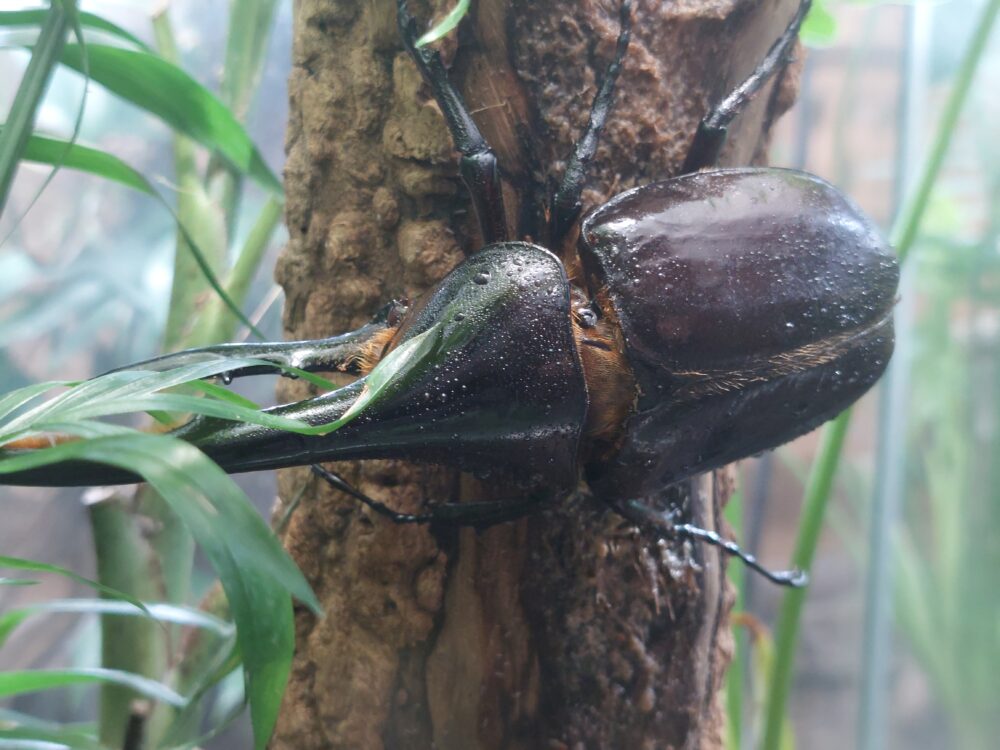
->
[397,0,508,246]
[681,0,812,173]
[609,498,807,588]
[311,464,547,529]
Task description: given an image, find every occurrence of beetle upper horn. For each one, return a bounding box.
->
[1,243,589,492]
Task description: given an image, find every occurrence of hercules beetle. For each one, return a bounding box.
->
[0,0,898,587]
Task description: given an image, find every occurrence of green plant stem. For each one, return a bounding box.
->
[892,1,1000,261]
[88,495,163,749]
[195,195,284,345]
[762,410,850,749]
[0,0,73,214]
[152,11,227,352]
[724,486,745,749]
[207,0,280,237]
[761,3,1000,748]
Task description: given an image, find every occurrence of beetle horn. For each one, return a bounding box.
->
[1,243,589,492]
[102,300,406,380]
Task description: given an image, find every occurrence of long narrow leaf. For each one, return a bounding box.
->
[0,2,70,213]
[0,599,233,649]
[19,132,152,192]
[0,435,319,750]
[8,130,264,338]
[0,555,147,614]
[0,729,100,750]
[56,44,281,195]
[0,9,151,52]
[0,668,185,707]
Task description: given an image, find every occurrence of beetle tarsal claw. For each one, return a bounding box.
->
[612,499,808,589]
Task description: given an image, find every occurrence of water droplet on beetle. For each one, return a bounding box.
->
[473,271,490,285]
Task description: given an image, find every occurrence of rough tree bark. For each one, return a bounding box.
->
[272,0,802,747]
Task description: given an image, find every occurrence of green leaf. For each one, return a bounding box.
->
[56,43,282,195]
[0,710,100,750]
[416,0,470,46]
[0,668,185,707]
[6,130,265,339]
[19,132,153,193]
[0,578,38,586]
[0,556,148,614]
[0,359,308,443]
[0,2,71,214]
[0,599,233,650]
[332,324,442,429]
[801,1,837,47]
[0,435,319,750]
[0,9,151,52]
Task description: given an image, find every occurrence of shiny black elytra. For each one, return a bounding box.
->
[0,0,899,587]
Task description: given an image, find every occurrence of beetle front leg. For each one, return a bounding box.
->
[681,0,812,174]
[397,0,509,246]
[609,497,808,588]
[549,0,632,247]
[311,464,547,529]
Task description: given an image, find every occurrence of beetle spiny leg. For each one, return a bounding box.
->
[612,498,808,588]
[396,0,509,245]
[550,0,633,247]
[671,522,808,588]
[312,464,435,523]
[681,0,812,174]
[311,464,546,528]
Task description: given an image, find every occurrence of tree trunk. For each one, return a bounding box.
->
[272,0,802,747]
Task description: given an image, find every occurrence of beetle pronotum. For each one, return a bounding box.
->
[0,0,897,587]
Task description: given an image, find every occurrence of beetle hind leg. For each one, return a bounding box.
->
[311,464,546,529]
[681,0,812,174]
[610,497,808,588]
[397,0,508,246]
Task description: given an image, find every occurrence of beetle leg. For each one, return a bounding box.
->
[397,0,509,246]
[681,0,812,174]
[549,0,632,248]
[610,498,808,588]
[311,464,546,528]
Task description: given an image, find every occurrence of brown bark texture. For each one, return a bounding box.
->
[272,0,802,747]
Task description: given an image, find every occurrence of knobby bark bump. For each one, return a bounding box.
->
[272,0,802,747]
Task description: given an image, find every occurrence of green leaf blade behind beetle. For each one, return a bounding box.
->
[56,43,282,195]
